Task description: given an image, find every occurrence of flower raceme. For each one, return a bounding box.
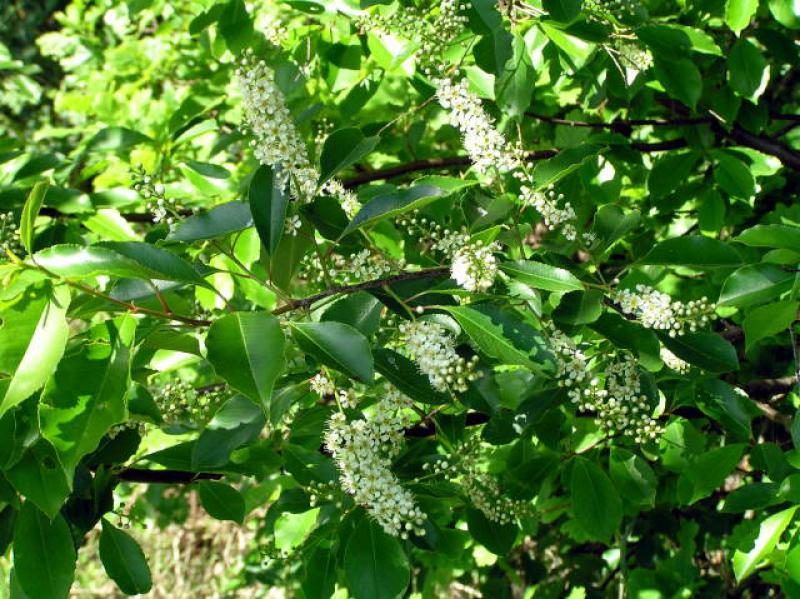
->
[323,387,426,538]
[612,284,717,336]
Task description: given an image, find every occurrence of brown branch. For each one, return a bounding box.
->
[742,376,797,400]
[271,266,451,315]
[114,468,223,484]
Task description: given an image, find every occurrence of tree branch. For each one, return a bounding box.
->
[114,468,223,484]
[271,266,451,315]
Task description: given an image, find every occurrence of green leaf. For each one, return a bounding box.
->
[589,312,662,371]
[319,128,380,182]
[86,127,152,152]
[344,178,473,234]
[40,317,135,470]
[609,448,657,507]
[192,395,266,469]
[641,236,742,268]
[696,380,761,440]
[532,144,598,189]
[218,0,253,52]
[553,289,604,325]
[303,546,337,599]
[714,152,756,198]
[466,508,518,554]
[344,516,410,599]
[197,481,246,523]
[722,483,781,512]
[99,519,152,595]
[5,440,71,518]
[1,284,70,417]
[291,322,374,382]
[728,39,769,101]
[653,58,702,110]
[769,0,800,28]
[275,508,320,550]
[495,33,535,118]
[373,348,450,405]
[743,299,798,349]
[19,182,48,254]
[659,332,739,373]
[249,165,288,254]
[570,456,623,542]
[718,264,795,308]
[543,0,581,22]
[733,507,798,582]
[206,312,286,407]
[445,304,554,373]
[184,160,230,179]
[32,244,153,280]
[166,201,253,242]
[736,224,800,251]
[499,260,584,292]
[591,205,641,256]
[725,0,759,35]
[677,444,745,504]
[647,151,700,199]
[321,292,382,336]
[13,502,76,599]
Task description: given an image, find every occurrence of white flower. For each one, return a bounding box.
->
[450,240,499,292]
[237,53,319,202]
[324,388,425,537]
[310,373,335,396]
[661,347,690,374]
[285,215,302,236]
[613,284,716,336]
[520,184,577,239]
[399,319,479,392]
[434,76,521,180]
[321,179,361,218]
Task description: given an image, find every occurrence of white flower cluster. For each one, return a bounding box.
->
[550,327,662,443]
[613,284,716,336]
[399,319,479,392]
[520,185,578,241]
[237,52,319,202]
[323,388,425,537]
[660,347,690,374]
[426,437,532,524]
[321,179,361,218]
[450,240,500,292]
[0,211,22,259]
[155,381,223,426]
[435,76,523,179]
[310,373,335,396]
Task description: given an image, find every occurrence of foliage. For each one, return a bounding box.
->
[1,0,800,597]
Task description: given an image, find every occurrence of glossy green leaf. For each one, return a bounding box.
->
[40,317,135,469]
[87,127,152,151]
[344,516,410,599]
[466,508,518,554]
[249,165,288,254]
[733,506,797,581]
[19,182,48,254]
[696,380,761,440]
[553,289,604,325]
[736,224,800,251]
[742,299,798,349]
[445,304,554,373]
[725,0,759,35]
[291,321,374,382]
[5,440,71,518]
[321,292,382,336]
[302,546,337,599]
[718,264,795,308]
[609,448,657,507]
[532,144,598,189]
[659,331,739,373]
[653,58,702,109]
[206,312,286,407]
[166,201,253,242]
[192,395,266,469]
[677,444,745,504]
[1,284,70,417]
[198,481,246,523]
[500,260,584,292]
[319,128,380,182]
[641,236,742,268]
[570,457,623,542]
[543,0,581,22]
[728,39,769,101]
[99,519,152,595]
[13,502,76,599]
[714,152,756,198]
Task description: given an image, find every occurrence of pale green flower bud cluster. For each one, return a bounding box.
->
[611,38,653,72]
[584,0,641,21]
[301,249,401,286]
[399,319,480,392]
[323,388,426,538]
[427,436,533,524]
[154,381,224,426]
[107,421,146,440]
[132,166,190,226]
[0,211,22,259]
[613,284,716,336]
